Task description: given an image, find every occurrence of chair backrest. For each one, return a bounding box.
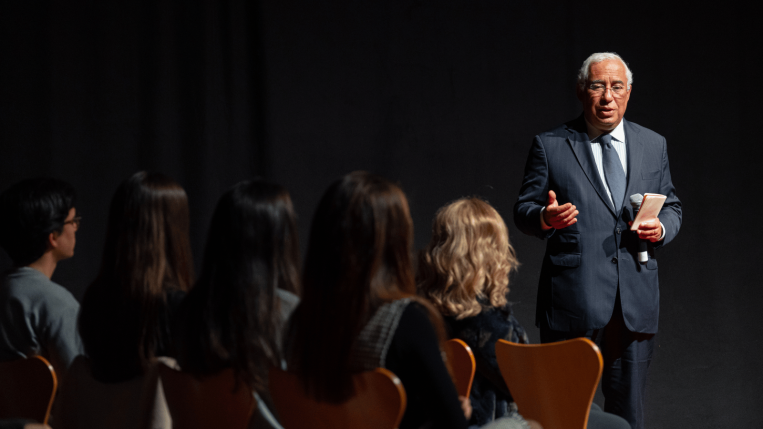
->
[444,339,476,398]
[52,355,171,429]
[495,338,603,429]
[269,367,406,429]
[158,363,255,429]
[0,355,57,424]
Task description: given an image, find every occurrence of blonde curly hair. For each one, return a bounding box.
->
[418,197,519,320]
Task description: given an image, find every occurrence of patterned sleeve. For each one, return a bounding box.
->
[506,313,530,345]
[470,305,530,399]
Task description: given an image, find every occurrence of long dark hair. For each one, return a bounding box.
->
[289,171,438,402]
[79,171,194,382]
[177,180,300,393]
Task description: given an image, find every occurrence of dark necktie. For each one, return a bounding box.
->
[601,134,626,212]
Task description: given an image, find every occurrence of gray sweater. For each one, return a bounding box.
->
[0,267,83,379]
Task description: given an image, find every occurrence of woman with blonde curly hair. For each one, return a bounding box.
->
[419,198,628,429]
[418,197,529,428]
[418,197,519,321]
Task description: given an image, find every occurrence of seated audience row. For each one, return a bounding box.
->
[0,171,626,429]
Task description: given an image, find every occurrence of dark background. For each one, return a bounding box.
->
[1,1,760,427]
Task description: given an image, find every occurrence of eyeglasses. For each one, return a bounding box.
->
[63,216,82,230]
[587,83,628,97]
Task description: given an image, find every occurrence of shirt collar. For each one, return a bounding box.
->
[584,118,626,143]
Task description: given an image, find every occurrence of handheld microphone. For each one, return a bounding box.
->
[629,193,648,264]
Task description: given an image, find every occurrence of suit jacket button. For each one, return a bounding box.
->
[611,257,618,264]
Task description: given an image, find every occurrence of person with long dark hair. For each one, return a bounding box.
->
[288,171,519,429]
[55,171,194,429]
[176,180,300,428]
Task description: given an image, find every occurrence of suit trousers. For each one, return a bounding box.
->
[540,289,654,429]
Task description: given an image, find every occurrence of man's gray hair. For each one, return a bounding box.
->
[577,52,633,90]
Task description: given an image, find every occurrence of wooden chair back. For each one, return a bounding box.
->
[158,363,255,429]
[0,355,57,424]
[269,367,406,429]
[444,338,476,398]
[495,338,603,429]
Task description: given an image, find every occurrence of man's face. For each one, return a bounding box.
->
[577,59,631,133]
[52,207,78,261]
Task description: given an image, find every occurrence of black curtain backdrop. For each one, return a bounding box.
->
[1,1,760,427]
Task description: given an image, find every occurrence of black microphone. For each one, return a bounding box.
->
[629,193,648,264]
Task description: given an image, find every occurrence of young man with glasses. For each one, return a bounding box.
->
[0,178,84,380]
[513,52,682,429]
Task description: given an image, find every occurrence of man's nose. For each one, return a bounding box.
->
[602,87,615,102]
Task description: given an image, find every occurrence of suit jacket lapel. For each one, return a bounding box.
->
[623,119,644,209]
[565,117,616,216]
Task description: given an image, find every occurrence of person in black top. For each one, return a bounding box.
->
[419,197,629,429]
[287,171,477,429]
[78,171,195,383]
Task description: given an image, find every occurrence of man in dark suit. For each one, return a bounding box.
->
[513,52,682,429]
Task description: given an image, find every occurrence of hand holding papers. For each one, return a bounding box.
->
[630,193,666,231]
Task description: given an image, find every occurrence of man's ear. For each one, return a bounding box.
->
[47,231,60,251]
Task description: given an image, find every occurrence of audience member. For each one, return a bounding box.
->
[54,171,194,429]
[418,197,629,429]
[0,178,82,380]
[176,180,300,429]
[287,171,523,429]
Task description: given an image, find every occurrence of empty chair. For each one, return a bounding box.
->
[445,339,475,399]
[495,338,602,429]
[269,367,405,429]
[0,356,57,425]
[159,362,255,429]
